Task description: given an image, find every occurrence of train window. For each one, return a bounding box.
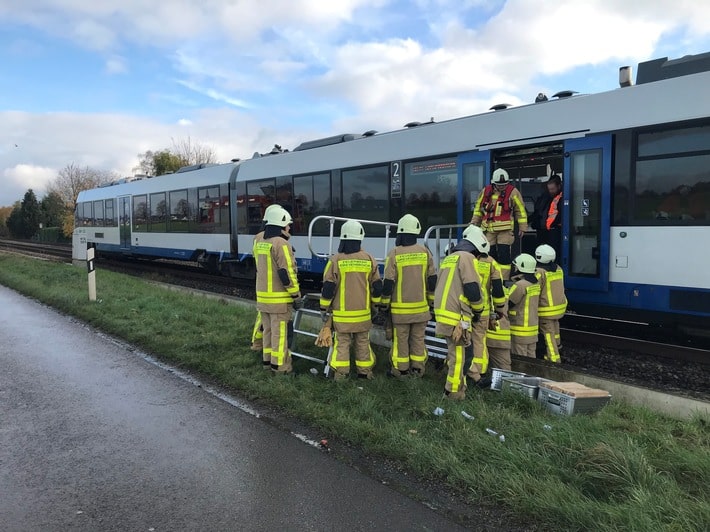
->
[196,186,222,233]
[149,192,167,232]
[236,181,247,233]
[632,123,710,225]
[104,198,116,227]
[293,173,331,235]
[342,165,389,235]
[247,179,276,233]
[169,189,189,232]
[638,124,710,157]
[187,188,198,230]
[634,154,710,223]
[132,195,148,232]
[93,200,104,226]
[404,158,458,227]
[219,184,230,233]
[276,176,294,222]
[462,162,486,220]
[613,131,632,225]
[79,202,93,226]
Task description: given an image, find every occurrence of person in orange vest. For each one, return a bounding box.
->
[508,253,541,358]
[535,244,567,363]
[380,214,437,379]
[538,175,562,260]
[319,220,383,380]
[470,168,528,280]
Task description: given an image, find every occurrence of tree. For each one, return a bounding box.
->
[40,191,68,228]
[0,205,14,237]
[46,163,116,237]
[7,190,41,239]
[135,137,218,177]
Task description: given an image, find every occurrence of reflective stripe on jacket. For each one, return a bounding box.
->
[255,237,300,313]
[382,244,436,324]
[508,278,541,338]
[536,266,567,319]
[433,251,483,332]
[319,250,381,331]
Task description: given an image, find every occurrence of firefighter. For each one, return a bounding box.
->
[254,207,302,374]
[433,235,484,400]
[535,244,567,363]
[381,214,437,378]
[470,168,528,280]
[508,253,541,358]
[319,220,383,380]
[460,225,507,386]
[250,204,283,354]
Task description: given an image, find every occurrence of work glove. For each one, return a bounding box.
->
[292,296,304,311]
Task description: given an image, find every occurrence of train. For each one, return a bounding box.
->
[74,51,710,332]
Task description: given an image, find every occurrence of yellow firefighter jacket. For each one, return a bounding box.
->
[508,275,541,341]
[433,251,484,336]
[536,265,567,320]
[382,244,436,324]
[254,235,300,313]
[319,250,381,333]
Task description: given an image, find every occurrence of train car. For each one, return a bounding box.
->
[75,51,710,330]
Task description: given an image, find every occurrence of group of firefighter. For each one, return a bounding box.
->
[251,168,567,400]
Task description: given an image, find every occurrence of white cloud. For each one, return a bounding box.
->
[105,55,127,74]
[177,118,192,126]
[2,164,57,206]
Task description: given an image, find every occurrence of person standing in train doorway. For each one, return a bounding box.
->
[534,174,563,261]
[470,168,528,280]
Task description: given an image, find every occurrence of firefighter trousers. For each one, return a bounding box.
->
[251,311,263,351]
[539,318,561,363]
[485,230,514,280]
[390,321,428,375]
[261,311,292,373]
[488,345,512,371]
[331,330,376,378]
[512,336,536,358]
[445,336,467,399]
[465,315,490,381]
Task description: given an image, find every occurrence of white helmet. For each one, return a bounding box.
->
[491,168,510,185]
[340,220,365,241]
[462,224,490,253]
[512,253,537,274]
[535,244,556,264]
[262,204,281,222]
[397,214,421,235]
[264,206,292,227]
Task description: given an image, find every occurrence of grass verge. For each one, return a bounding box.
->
[2,254,709,531]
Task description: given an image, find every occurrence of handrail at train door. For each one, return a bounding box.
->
[307,215,398,263]
[422,223,469,268]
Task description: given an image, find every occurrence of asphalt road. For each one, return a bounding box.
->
[0,285,467,531]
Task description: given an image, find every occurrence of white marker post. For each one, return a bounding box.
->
[87,243,96,301]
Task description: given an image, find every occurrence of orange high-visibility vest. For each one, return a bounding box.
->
[546,193,562,230]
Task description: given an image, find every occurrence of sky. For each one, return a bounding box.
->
[2,0,710,207]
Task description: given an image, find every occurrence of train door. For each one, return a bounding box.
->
[457,151,491,224]
[119,196,131,250]
[562,134,612,292]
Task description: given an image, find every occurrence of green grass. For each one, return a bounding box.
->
[2,253,709,531]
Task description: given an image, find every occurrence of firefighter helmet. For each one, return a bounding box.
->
[340,220,365,241]
[462,224,490,253]
[264,206,292,227]
[397,214,421,235]
[512,253,537,273]
[491,168,510,185]
[535,244,556,264]
[262,204,282,222]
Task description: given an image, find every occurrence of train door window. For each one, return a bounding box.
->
[462,162,486,220]
[169,189,189,232]
[105,198,116,227]
[236,181,247,233]
[404,158,457,227]
[246,179,276,233]
[293,173,331,235]
[197,186,220,233]
[93,200,104,226]
[613,130,632,225]
[132,194,148,232]
[150,192,167,232]
[569,150,602,276]
[342,165,389,235]
[219,184,230,233]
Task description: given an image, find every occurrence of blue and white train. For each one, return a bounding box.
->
[74,52,710,330]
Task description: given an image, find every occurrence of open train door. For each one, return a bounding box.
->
[562,134,611,292]
[457,150,491,225]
